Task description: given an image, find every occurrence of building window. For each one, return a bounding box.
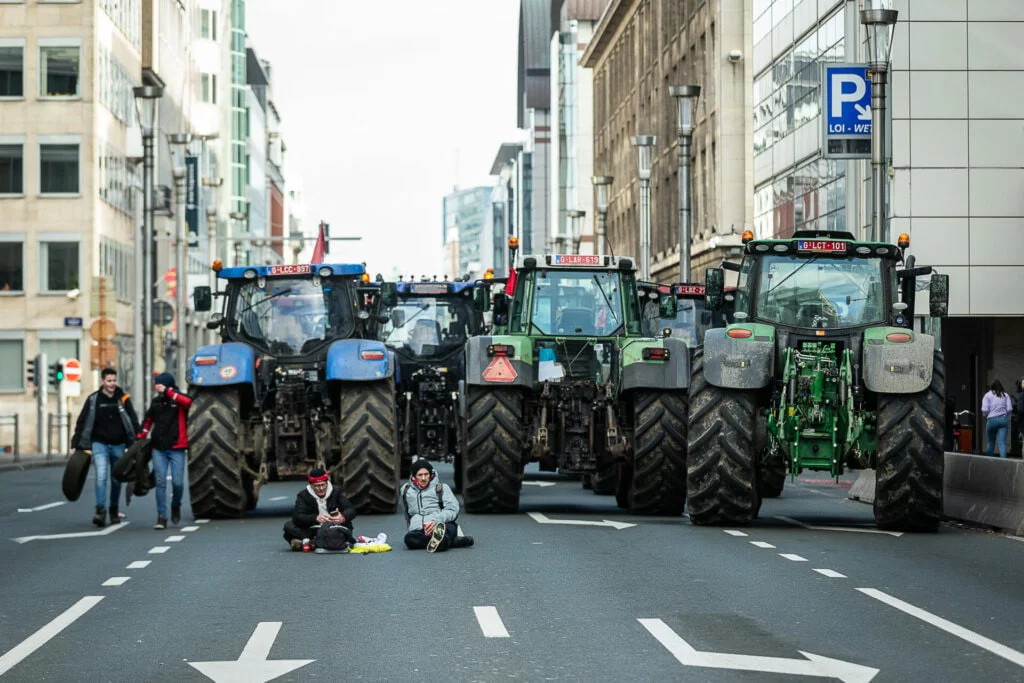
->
[39,338,79,366]
[201,73,217,104]
[0,43,24,98]
[0,239,23,292]
[0,338,24,392]
[0,143,23,194]
[201,9,218,40]
[40,143,80,194]
[39,44,81,97]
[39,240,79,292]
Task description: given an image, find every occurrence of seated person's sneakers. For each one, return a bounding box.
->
[426,523,446,553]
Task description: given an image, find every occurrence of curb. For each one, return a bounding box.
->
[0,458,66,473]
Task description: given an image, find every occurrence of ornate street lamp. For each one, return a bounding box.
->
[592,176,613,256]
[669,85,701,282]
[633,135,656,280]
[860,4,898,242]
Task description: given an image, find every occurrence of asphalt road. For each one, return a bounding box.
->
[1,463,1023,682]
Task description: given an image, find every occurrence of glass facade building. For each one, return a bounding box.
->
[752,0,847,239]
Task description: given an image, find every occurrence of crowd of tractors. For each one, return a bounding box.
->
[184,227,950,532]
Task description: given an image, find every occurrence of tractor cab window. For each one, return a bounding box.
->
[384,296,477,358]
[754,255,886,329]
[530,270,625,337]
[230,277,356,355]
[659,298,712,347]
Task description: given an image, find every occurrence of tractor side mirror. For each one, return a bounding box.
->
[473,286,490,312]
[390,309,405,328]
[929,274,949,317]
[193,286,212,312]
[658,294,677,319]
[705,268,725,311]
[379,282,398,308]
[492,294,509,318]
[205,312,223,330]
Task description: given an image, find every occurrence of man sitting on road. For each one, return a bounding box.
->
[284,468,357,552]
[402,460,473,552]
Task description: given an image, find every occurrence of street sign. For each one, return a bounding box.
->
[90,317,117,342]
[63,358,82,382]
[153,299,175,326]
[64,317,83,328]
[821,63,873,160]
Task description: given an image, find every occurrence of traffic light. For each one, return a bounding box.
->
[323,222,330,255]
[48,360,64,388]
[26,357,37,385]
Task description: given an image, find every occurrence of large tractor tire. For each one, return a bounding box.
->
[757,414,786,498]
[188,388,252,518]
[874,350,945,532]
[626,391,687,515]
[337,380,400,514]
[686,350,760,525]
[592,463,617,495]
[463,387,523,513]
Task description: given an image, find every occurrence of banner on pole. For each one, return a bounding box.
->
[185,155,199,247]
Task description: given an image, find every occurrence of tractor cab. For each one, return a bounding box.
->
[383,280,486,362]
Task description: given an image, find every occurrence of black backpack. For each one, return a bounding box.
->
[316,523,354,551]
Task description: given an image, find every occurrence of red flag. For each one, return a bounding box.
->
[311,222,326,264]
[505,267,517,296]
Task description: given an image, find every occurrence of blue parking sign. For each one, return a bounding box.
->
[821,63,873,159]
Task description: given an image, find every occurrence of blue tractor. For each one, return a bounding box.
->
[189,263,400,517]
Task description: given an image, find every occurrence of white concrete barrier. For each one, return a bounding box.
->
[943,453,1024,536]
[848,468,876,504]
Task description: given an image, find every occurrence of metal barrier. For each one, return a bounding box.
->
[0,414,18,462]
[46,413,71,459]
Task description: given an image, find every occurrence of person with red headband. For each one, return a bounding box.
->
[283,468,357,552]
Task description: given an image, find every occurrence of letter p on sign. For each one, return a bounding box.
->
[831,73,866,118]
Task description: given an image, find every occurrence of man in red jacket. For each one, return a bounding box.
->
[139,372,192,529]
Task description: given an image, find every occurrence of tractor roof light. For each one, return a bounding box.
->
[211,259,223,272]
[243,269,257,279]
[361,273,371,283]
[508,237,519,249]
[318,266,333,277]
[741,229,754,244]
[897,233,910,249]
[484,269,494,280]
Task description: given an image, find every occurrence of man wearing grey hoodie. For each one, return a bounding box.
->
[402,460,473,552]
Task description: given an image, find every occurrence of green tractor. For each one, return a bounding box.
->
[461,253,688,515]
[687,230,949,531]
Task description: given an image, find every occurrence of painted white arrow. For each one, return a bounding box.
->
[526,511,636,530]
[521,481,556,487]
[640,618,878,683]
[14,521,129,543]
[189,622,314,683]
[854,103,871,120]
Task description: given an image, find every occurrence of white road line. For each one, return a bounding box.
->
[858,588,1024,668]
[268,496,288,501]
[180,526,199,532]
[473,606,510,638]
[13,522,130,544]
[813,568,846,578]
[195,519,210,524]
[0,596,104,676]
[148,546,170,554]
[750,541,776,549]
[779,553,808,562]
[776,516,903,537]
[102,577,130,587]
[804,488,830,496]
[16,502,66,513]
[723,530,748,537]
[164,535,185,543]
[126,561,151,569]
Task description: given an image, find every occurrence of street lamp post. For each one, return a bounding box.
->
[592,176,612,256]
[132,85,163,405]
[860,5,898,243]
[633,136,656,280]
[168,133,191,388]
[229,211,247,266]
[669,85,701,283]
[566,209,585,255]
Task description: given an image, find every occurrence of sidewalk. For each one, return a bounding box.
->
[0,452,67,473]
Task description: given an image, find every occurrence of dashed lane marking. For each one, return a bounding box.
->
[473,606,510,638]
[102,577,130,586]
[857,588,1024,669]
[779,553,808,562]
[0,596,104,676]
[813,569,846,578]
[148,546,170,554]
[268,496,289,501]
[180,526,199,532]
[750,541,776,549]
[126,561,151,569]
[17,502,66,513]
[195,519,210,524]
[164,535,185,543]
[13,522,130,544]
[723,530,748,537]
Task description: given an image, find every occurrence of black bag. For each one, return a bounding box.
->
[112,437,155,497]
[62,449,92,502]
[315,523,354,551]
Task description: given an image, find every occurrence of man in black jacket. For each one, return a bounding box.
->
[283,468,357,551]
[71,368,141,527]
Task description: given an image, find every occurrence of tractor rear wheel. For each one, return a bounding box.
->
[337,380,400,514]
[463,387,523,513]
[874,351,945,532]
[188,388,252,518]
[627,391,687,515]
[686,350,760,525]
[592,463,617,495]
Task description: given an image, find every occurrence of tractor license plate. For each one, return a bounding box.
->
[796,240,847,253]
[269,264,312,276]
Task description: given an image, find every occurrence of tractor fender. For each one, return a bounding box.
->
[702,327,775,390]
[862,328,935,394]
[326,340,394,381]
[189,342,257,389]
[620,338,690,391]
[464,335,535,388]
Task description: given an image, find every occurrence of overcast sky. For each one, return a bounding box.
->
[245,0,523,277]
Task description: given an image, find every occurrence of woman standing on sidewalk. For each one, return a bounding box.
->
[982,380,1013,458]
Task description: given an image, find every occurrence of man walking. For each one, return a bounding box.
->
[139,373,192,529]
[71,368,141,527]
